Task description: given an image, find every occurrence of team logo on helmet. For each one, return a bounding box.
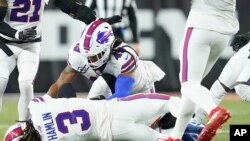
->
[96,31,113,45]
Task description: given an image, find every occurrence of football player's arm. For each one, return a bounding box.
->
[52,0,122,25]
[230,31,250,52]
[106,50,138,100]
[0,0,17,38]
[47,65,77,98]
[106,71,135,100]
[53,0,97,25]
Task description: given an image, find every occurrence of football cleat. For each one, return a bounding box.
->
[197,106,231,141]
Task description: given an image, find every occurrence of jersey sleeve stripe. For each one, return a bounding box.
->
[32,96,44,103]
[32,98,39,102]
[37,96,44,102]
[121,56,134,69]
[121,59,136,73]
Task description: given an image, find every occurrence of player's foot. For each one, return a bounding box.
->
[198,106,231,141]
[166,137,181,141]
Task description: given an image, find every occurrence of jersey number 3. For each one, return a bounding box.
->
[56,110,91,134]
[10,0,42,22]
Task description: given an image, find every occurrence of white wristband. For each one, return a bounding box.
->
[14,31,20,39]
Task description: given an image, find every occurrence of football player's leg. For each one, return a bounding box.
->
[194,44,246,123]
[0,49,16,111]
[112,123,168,141]
[171,29,215,140]
[17,43,40,120]
[235,59,250,102]
[211,44,248,103]
[179,29,218,113]
[113,94,181,122]
[194,81,228,123]
[197,32,232,141]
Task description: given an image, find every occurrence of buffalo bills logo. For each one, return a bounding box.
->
[96,31,113,45]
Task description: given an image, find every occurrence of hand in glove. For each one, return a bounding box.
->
[230,32,250,52]
[17,26,37,41]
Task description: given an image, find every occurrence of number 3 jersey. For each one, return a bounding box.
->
[29,94,113,141]
[67,41,165,94]
[1,0,48,40]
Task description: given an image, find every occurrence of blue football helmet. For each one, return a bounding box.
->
[182,119,204,141]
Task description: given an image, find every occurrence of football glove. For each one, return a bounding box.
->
[18,26,37,41]
[101,15,122,25]
[230,32,250,52]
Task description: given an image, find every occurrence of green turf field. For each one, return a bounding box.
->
[0,95,249,140]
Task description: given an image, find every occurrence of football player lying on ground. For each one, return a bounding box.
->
[194,31,250,123]
[5,84,204,141]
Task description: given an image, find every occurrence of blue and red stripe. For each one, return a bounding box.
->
[5,127,23,141]
[181,27,193,83]
[83,20,104,50]
[118,93,171,101]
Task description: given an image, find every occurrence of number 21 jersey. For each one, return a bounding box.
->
[2,0,47,40]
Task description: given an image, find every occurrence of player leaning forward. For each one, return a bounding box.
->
[48,19,165,100]
[0,0,119,121]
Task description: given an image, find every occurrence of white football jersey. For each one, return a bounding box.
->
[186,0,239,35]
[67,42,165,94]
[29,95,112,141]
[1,0,48,40]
